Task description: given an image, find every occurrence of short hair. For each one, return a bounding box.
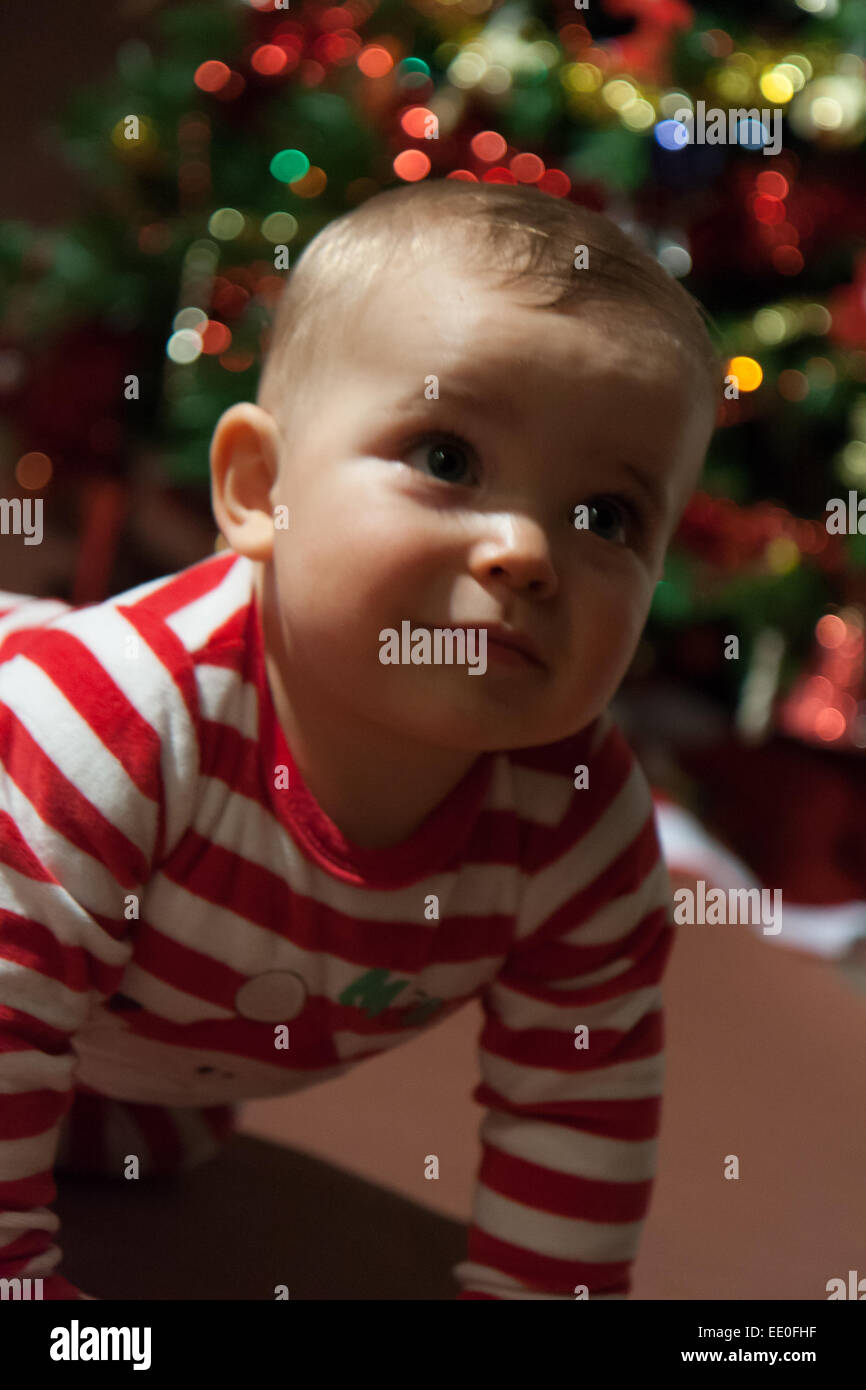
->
[257,179,723,443]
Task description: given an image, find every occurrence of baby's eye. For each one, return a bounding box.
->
[584,496,631,545]
[404,433,478,485]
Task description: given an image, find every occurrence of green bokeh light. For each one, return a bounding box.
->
[269,149,310,183]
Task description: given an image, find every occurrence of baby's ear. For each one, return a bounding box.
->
[209,404,281,562]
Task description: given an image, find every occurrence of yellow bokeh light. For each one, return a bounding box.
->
[533,41,559,69]
[728,356,763,391]
[261,212,298,244]
[564,62,602,93]
[621,99,656,130]
[753,308,788,344]
[759,70,794,103]
[811,97,844,130]
[208,208,245,240]
[782,53,812,81]
[449,51,486,87]
[838,439,866,484]
[659,91,692,117]
[775,63,806,92]
[714,68,752,101]
[602,79,637,110]
[765,536,800,574]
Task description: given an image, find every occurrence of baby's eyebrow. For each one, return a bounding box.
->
[393,381,520,425]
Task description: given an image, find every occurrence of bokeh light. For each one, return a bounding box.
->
[167,330,203,364]
[251,45,288,76]
[173,307,208,332]
[289,166,327,197]
[817,615,847,648]
[16,452,52,490]
[269,149,309,183]
[358,45,393,77]
[260,212,298,243]
[509,152,544,182]
[728,356,763,391]
[401,107,437,139]
[393,149,431,181]
[194,61,231,93]
[208,208,245,239]
[471,130,507,162]
[199,321,232,355]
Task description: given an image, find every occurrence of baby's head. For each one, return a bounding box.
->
[210,179,722,755]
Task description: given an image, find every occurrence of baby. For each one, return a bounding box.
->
[0,179,720,1301]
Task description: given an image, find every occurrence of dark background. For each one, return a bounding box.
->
[1,1,166,225]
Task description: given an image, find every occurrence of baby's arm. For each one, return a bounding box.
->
[454,719,674,1299]
[0,605,199,1299]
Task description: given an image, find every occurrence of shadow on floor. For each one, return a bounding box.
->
[55,1134,467,1300]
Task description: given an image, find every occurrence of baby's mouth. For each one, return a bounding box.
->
[405,622,546,672]
[452,624,544,668]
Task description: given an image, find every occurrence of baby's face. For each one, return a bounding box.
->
[222,258,713,754]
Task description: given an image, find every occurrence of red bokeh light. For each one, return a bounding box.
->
[393,149,431,181]
[251,45,288,76]
[194,61,231,93]
[199,321,232,355]
[509,153,545,183]
[471,131,507,162]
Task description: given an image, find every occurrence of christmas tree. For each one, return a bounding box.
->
[1,0,865,755]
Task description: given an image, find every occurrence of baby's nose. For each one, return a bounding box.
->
[469,516,557,598]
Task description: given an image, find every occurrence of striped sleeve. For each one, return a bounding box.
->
[0,599,200,1299]
[453,716,674,1299]
[0,594,73,650]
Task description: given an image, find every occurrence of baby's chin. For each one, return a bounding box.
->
[379,687,598,753]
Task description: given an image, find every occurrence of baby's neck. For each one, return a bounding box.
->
[315,787,462,851]
[254,565,480,850]
[273,676,480,849]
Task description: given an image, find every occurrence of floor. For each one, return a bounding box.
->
[56,903,866,1299]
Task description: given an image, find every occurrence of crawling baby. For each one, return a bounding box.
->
[0,178,720,1300]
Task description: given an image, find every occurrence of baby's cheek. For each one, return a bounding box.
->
[581,585,646,680]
